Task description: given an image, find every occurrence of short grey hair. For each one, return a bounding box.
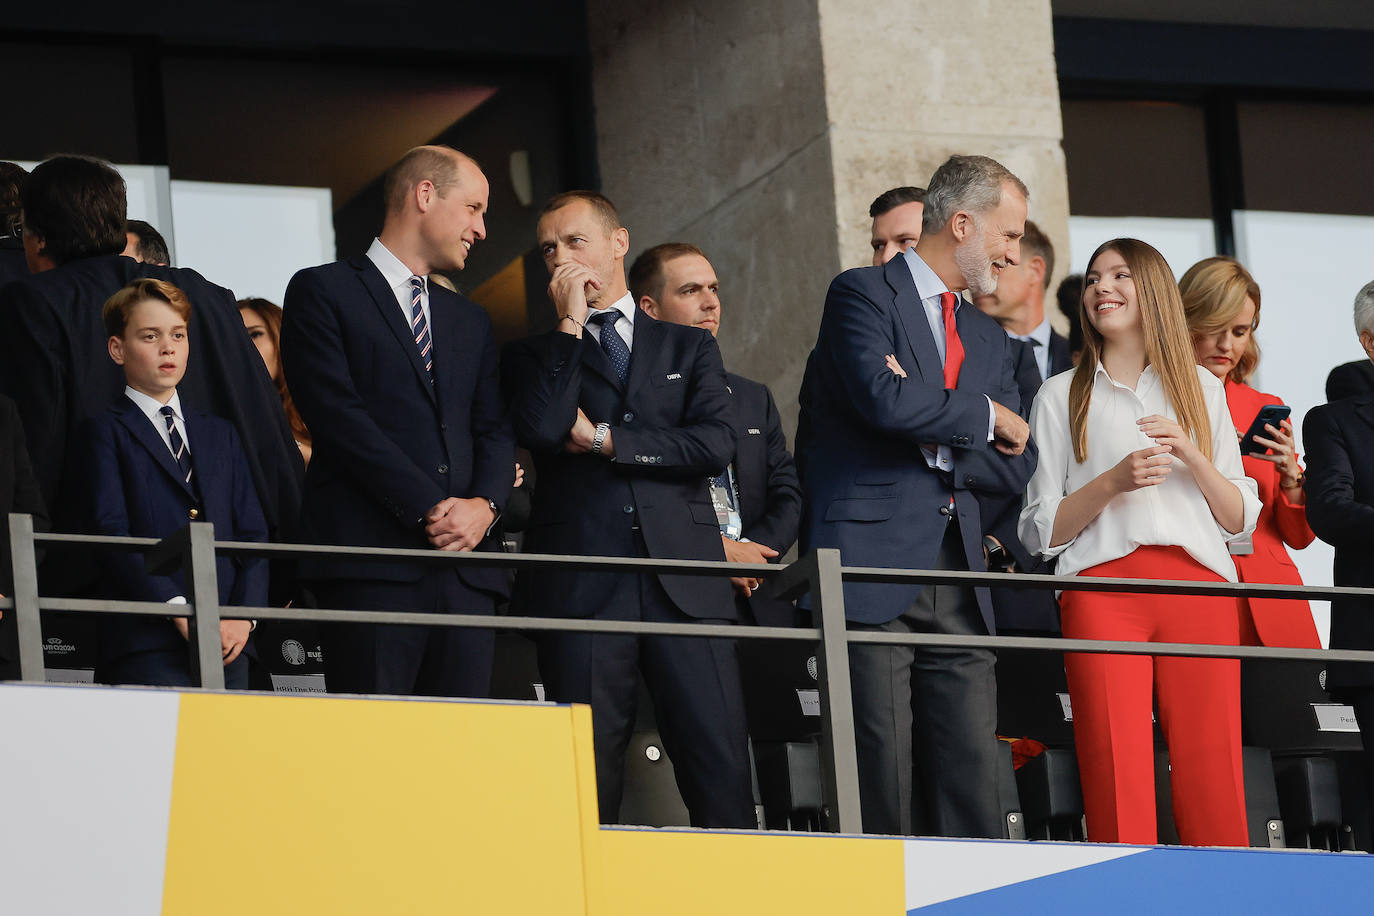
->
[1355,280,1374,334]
[921,155,1029,235]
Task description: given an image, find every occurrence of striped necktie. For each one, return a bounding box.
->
[410,275,434,379]
[159,405,194,488]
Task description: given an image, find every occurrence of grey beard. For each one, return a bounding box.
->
[955,234,997,298]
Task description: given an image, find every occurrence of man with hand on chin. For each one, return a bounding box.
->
[798,154,1036,838]
[282,145,514,698]
[502,192,753,829]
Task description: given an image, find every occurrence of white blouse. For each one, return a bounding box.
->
[1018,362,1260,582]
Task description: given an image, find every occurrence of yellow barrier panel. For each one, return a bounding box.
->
[163,694,596,915]
[597,827,903,915]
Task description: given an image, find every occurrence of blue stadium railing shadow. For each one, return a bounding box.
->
[8,511,1374,837]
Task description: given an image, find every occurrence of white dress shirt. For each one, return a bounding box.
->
[1009,316,1053,383]
[585,291,637,352]
[1018,362,1260,583]
[900,249,997,471]
[367,237,431,343]
[126,386,190,458]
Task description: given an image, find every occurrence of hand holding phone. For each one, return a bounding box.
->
[1238,404,1292,456]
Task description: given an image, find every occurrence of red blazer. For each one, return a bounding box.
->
[1225,379,1320,648]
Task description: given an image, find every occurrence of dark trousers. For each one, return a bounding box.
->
[1349,687,1374,843]
[537,569,754,829]
[848,519,1002,837]
[314,571,495,698]
[98,647,250,689]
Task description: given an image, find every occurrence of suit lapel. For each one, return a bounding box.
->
[885,256,943,385]
[352,257,437,405]
[954,299,996,387]
[580,331,624,391]
[1351,395,1374,435]
[626,308,663,397]
[114,398,196,500]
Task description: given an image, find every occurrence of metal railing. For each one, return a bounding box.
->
[8,511,1374,836]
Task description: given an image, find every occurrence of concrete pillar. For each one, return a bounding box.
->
[588,0,1069,434]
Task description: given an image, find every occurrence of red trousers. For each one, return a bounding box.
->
[1060,546,1248,846]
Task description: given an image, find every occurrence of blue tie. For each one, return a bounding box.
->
[160,405,195,490]
[409,276,433,380]
[589,309,630,384]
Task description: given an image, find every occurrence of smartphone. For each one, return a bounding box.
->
[1238,404,1291,456]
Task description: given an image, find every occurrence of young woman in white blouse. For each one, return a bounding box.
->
[1019,239,1260,846]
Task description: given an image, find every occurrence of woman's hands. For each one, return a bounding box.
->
[1137,414,1202,465]
[1109,444,1174,493]
[1250,418,1304,492]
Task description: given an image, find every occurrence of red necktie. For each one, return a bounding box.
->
[941,291,964,388]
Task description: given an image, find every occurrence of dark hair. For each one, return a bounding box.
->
[126,219,171,266]
[539,190,621,233]
[1021,220,1054,289]
[1056,273,1084,355]
[868,186,926,219]
[103,278,191,339]
[22,155,127,266]
[0,161,27,237]
[238,297,311,449]
[628,242,706,304]
[382,145,474,214]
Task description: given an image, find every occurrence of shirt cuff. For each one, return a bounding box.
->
[984,396,997,443]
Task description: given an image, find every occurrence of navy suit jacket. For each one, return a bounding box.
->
[797,255,1037,630]
[502,308,737,620]
[1,394,49,666]
[281,256,514,594]
[1304,394,1374,690]
[726,372,803,627]
[76,398,267,661]
[0,255,303,554]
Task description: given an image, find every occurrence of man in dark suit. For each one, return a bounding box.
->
[1326,358,1374,402]
[282,146,513,699]
[972,219,1070,632]
[0,156,302,560]
[1305,280,1374,826]
[502,192,753,828]
[75,278,266,687]
[870,186,927,267]
[0,394,49,681]
[628,242,802,626]
[0,162,28,288]
[797,155,1036,838]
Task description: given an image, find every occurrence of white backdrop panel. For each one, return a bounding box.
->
[170,180,333,305]
[1068,216,1215,280]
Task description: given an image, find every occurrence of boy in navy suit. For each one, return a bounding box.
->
[77,278,267,687]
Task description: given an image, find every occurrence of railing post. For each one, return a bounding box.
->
[179,522,225,690]
[8,513,45,683]
[810,548,863,834]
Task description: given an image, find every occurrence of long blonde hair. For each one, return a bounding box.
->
[1179,256,1262,384]
[1068,239,1212,463]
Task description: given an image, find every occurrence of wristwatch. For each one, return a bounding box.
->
[483,497,502,538]
[592,422,610,455]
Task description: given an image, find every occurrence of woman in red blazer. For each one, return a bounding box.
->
[1181,257,1320,649]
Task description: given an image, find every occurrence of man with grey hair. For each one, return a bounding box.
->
[797,154,1035,837]
[1305,280,1374,827]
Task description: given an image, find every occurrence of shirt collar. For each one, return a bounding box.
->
[588,291,636,328]
[1019,316,1052,348]
[1093,359,1158,392]
[366,237,422,292]
[126,385,183,424]
[901,249,953,303]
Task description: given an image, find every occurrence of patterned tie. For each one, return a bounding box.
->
[409,275,433,379]
[160,405,195,489]
[588,310,630,384]
[940,291,964,389]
